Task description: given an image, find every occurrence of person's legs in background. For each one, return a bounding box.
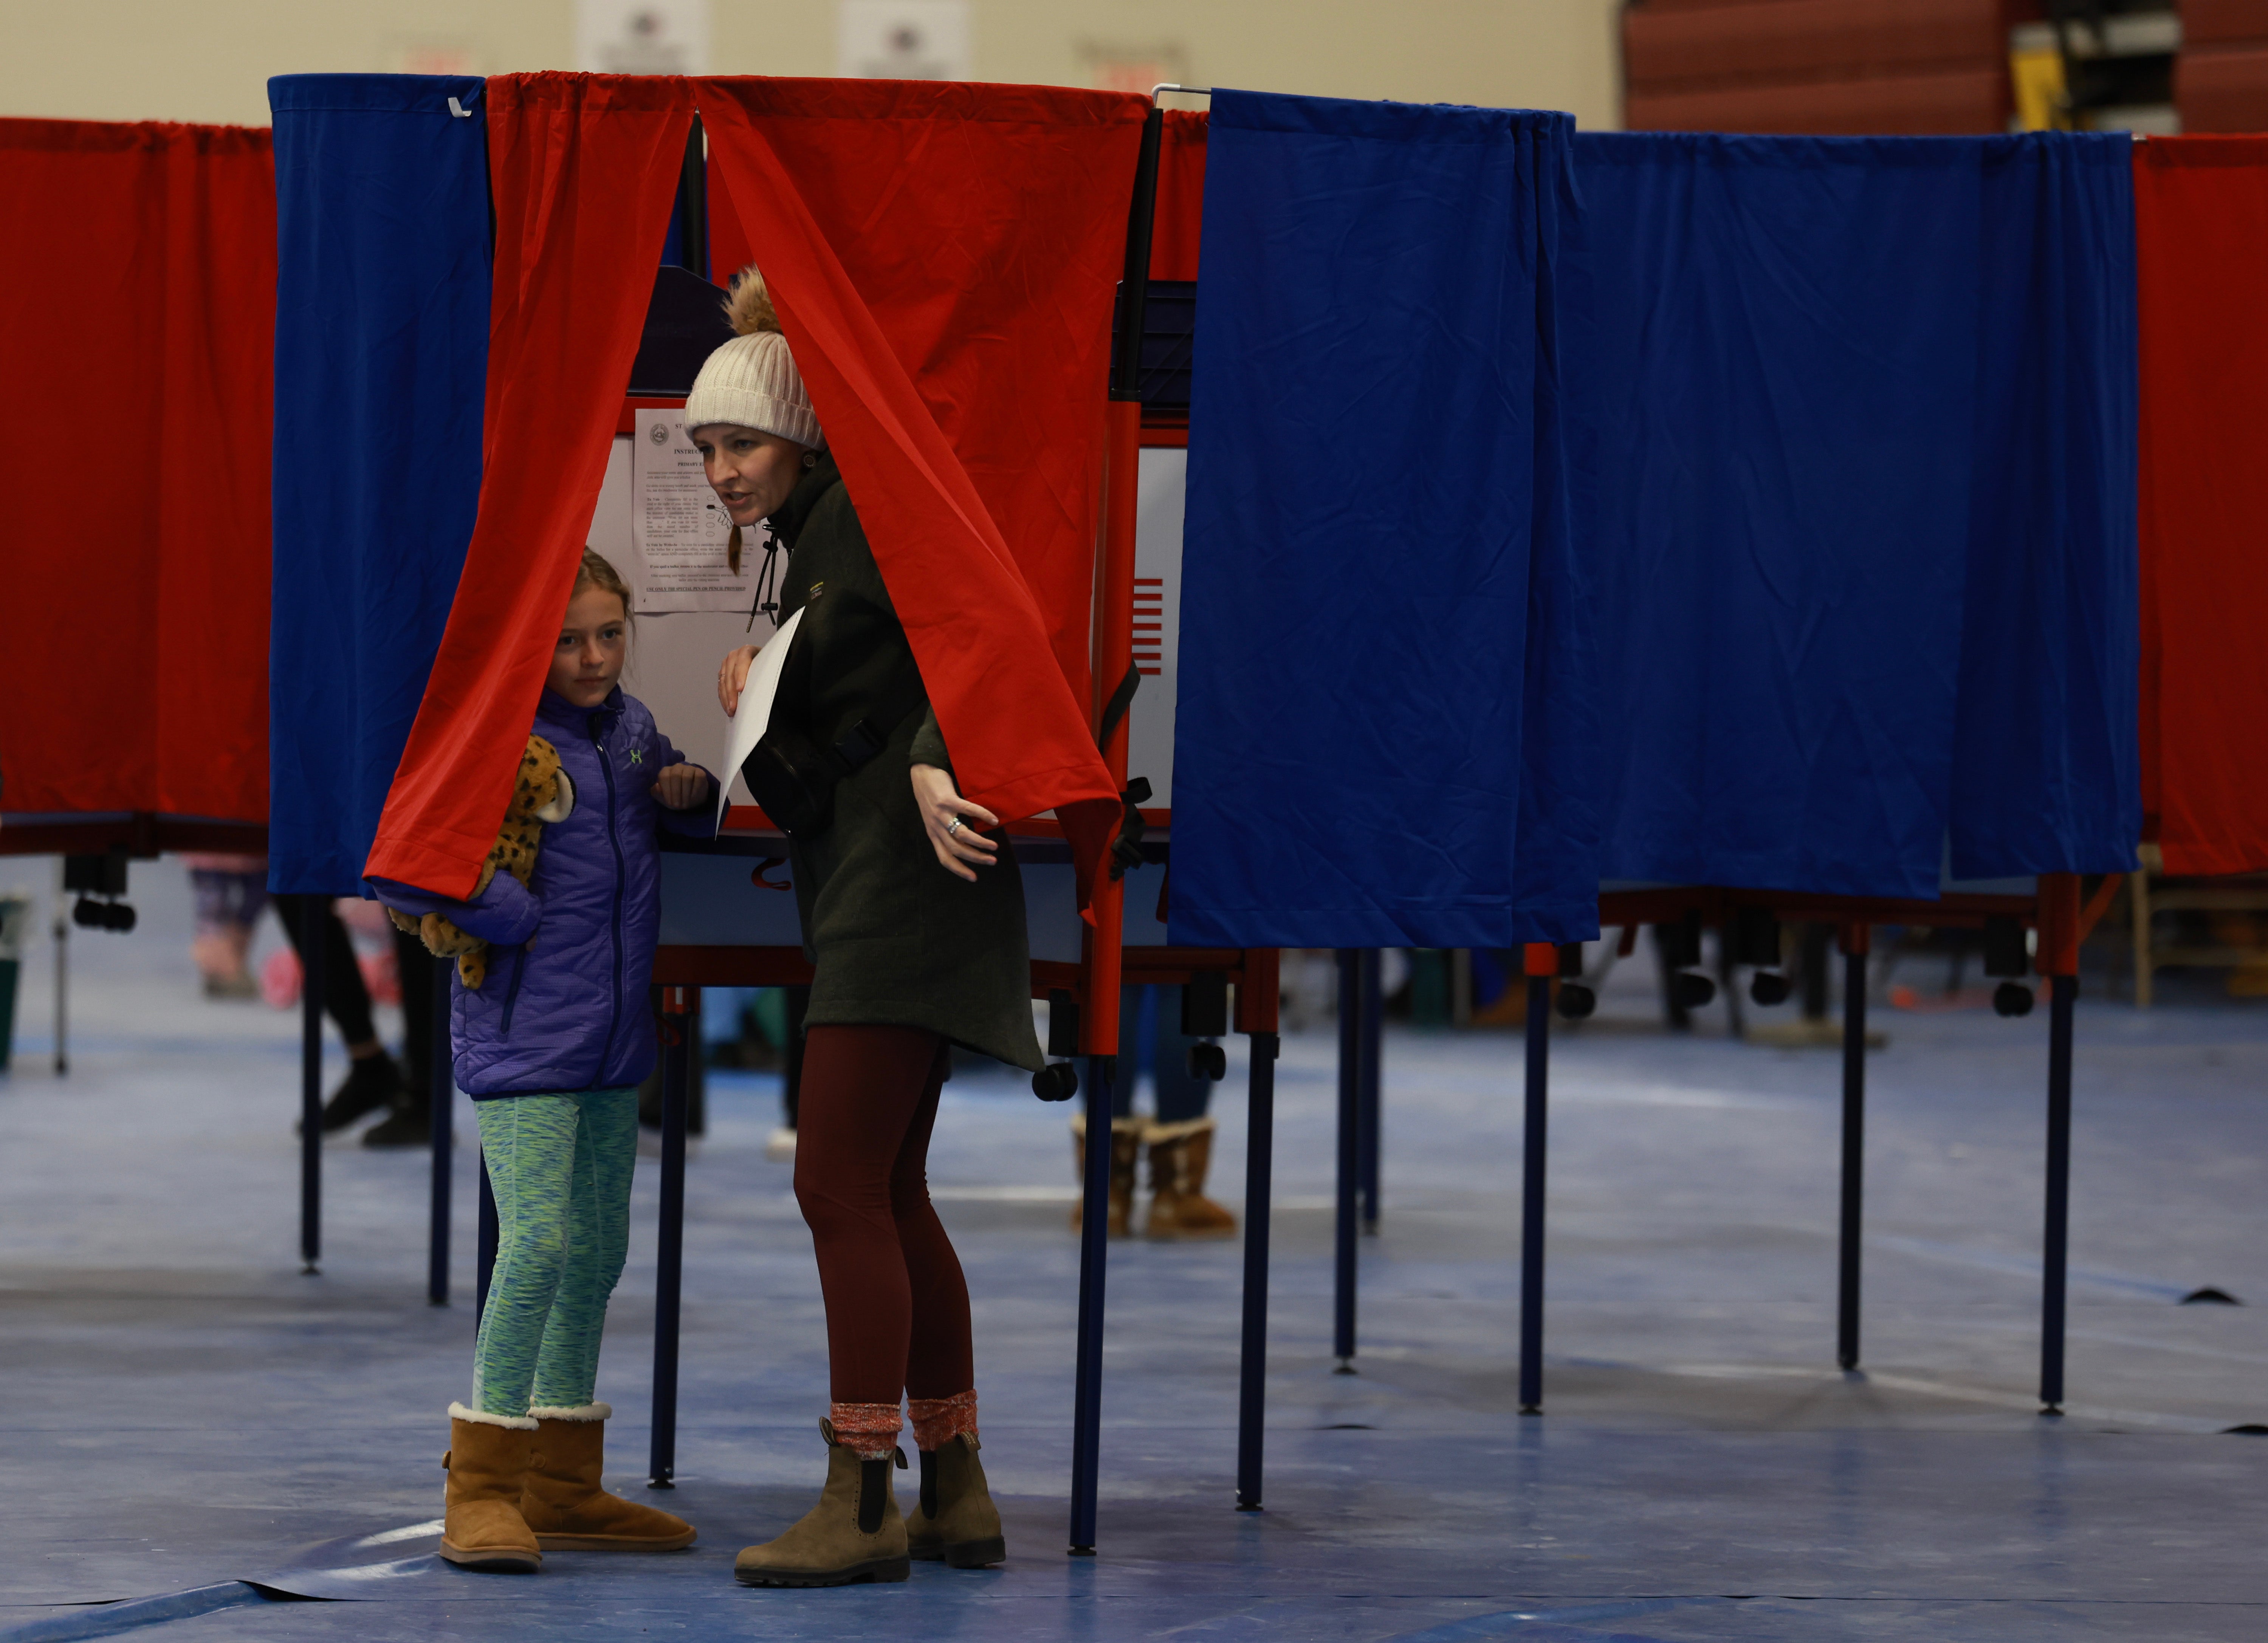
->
[361,924,438,1147]
[770,985,807,1162]
[275,892,403,1134]
[1143,984,1236,1239]
[1063,986,1151,1237]
[184,853,266,999]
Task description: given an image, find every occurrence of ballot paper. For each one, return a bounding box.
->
[716,605,805,829]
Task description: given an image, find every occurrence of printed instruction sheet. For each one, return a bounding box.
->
[631,409,757,613]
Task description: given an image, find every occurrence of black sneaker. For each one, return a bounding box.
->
[361,1093,435,1149]
[296,1051,403,1135]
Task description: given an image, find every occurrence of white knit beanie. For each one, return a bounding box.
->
[684,266,823,449]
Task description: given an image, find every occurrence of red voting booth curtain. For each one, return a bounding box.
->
[365,76,692,895]
[2135,137,2268,875]
[0,118,274,822]
[704,79,1148,705]
[699,79,1125,869]
[369,76,1134,897]
[1150,110,1207,281]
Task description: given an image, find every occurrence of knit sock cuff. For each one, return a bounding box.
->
[908,1389,978,1451]
[449,1400,538,1431]
[527,1402,611,1423]
[829,1401,904,1459]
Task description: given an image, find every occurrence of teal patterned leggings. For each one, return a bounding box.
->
[470,1089,640,1418]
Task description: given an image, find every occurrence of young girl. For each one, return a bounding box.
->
[374,550,715,1572]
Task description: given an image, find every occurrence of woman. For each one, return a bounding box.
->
[694,266,1028,1587]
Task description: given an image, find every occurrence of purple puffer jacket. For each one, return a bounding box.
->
[372,686,715,1096]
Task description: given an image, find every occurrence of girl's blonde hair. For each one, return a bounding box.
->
[573,548,634,628]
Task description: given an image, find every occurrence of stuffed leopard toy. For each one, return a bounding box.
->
[387,735,575,988]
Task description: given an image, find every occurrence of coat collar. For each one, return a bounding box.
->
[764,450,842,550]
[536,684,623,739]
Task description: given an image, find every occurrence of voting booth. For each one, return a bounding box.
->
[265,71,1281,1550]
[1173,108,2144,1420]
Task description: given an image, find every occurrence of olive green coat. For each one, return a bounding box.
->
[764,454,1043,1072]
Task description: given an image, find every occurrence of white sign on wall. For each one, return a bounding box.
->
[837,0,971,80]
[630,411,756,614]
[578,0,712,74]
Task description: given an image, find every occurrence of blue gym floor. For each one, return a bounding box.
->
[1,860,2262,1641]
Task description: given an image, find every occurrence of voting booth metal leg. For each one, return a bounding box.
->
[1069,1053,1119,1555]
[1836,933,1868,1372]
[650,987,693,1488]
[1517,969,1550,1414]
[476,1152,499,1324]
[298,899,324,1276]
[51,870,68,1075]
[1357,950,1383,1235]
[1333,952,1360,1373]
[2039,973,2076,1414]
[1236,1031,1280,1511]
[427,956,452,1307]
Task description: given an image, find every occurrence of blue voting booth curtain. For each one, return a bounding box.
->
[1951,138,2139,880]
[1170,90,1598,949]
[268,74,491,895]
[1571,133,2138,899]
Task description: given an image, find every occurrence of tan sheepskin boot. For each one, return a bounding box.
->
[733,1419,910,1587]
[1144,1116,1238,1240]
[520,1403,696,1552]
[1068,1114,1143,1237]
[905,1434,1006,1568]
[440,1405,542,1572]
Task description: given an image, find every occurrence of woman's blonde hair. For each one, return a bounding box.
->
[572,548,633,625]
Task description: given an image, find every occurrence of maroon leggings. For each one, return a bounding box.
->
[793,1024,972,1404]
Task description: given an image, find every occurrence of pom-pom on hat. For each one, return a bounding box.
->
[683,265,823,449]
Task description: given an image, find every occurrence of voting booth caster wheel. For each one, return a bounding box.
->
[71,896,136,933]
[1671,971,1715,1010]
[1185,1043,1228,1081]
[1032,1061,1081,1102]
[1553,983,1596,1021]
[1749,971,1791,1007]
[1993,981,2036,1018]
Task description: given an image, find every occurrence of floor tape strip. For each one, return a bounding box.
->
[0,1583,281,1643]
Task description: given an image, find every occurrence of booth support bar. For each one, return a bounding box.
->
[649,986,693,1488]
[1068,1054,1118,1554]
[427,954,452,1306]
[1837,931,1869,1372]
[1236,1030,1278,1511]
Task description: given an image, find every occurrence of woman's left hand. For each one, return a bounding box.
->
[912,763,999,881]
[652,764,711,811]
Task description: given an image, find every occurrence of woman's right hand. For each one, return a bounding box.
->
[717,645,762,716]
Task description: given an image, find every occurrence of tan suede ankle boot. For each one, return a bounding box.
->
[440,1406,542,1572]
[1068,1115,1143,1237]
[521,1404,696,1552]
[733,1419,909,1587]
[905,1434,1006,1568]
[1144,1116,1238,1240]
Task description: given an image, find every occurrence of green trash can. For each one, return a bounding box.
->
[0,892,29,1071]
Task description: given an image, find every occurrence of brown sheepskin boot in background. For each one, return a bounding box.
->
[733,1420,909,1587]
[1144,1116,1238,1240]
[905,1434,1007,1568]
[440,1406,542,1572]
[1068,1114,1143,1236]
[520,1404,697,1552]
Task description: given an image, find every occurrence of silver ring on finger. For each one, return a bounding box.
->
[945,816,964,837]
